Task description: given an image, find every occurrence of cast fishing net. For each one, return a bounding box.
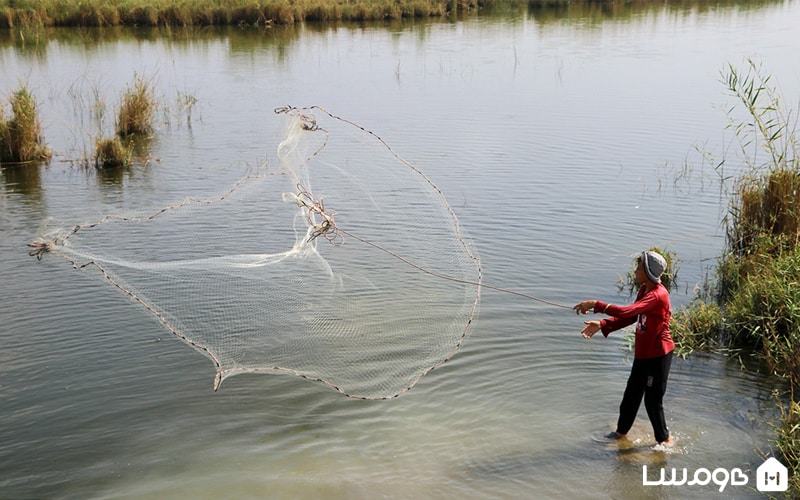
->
[30,106,482,399]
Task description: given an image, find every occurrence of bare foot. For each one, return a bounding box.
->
[652,436,675,451]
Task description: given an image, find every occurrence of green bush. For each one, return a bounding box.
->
[669,299,723,357]
[724,250,800,385]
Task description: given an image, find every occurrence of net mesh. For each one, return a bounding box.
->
[34,106,482,399]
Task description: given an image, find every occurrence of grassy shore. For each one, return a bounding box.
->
[671,59,800,495]
[1,0,470,28]
[0,0,784,29]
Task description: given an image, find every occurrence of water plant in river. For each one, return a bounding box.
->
[0,85,51,163]
[116,74,156,137]
[672,58,800,495]
[94,136,130,168]
[90,75,156,169]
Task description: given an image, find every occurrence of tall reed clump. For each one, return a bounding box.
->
[116,74,155,137]
[0,86,51,163]
[717,60,800,371]
[671,59,800,495]
[94,75,156,168]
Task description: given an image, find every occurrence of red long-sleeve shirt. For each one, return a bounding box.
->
[593,283,674,359]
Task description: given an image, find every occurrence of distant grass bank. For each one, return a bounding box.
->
[0,0,783,28]
[1,0,477,28]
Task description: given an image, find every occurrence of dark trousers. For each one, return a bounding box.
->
[616,351,673,443]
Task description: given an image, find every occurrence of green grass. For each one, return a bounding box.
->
[0,0,479,28]
[774,392,800,490]
[0,0,782,29]
[669,298,724,357]
[672,59,800,496]
[723,250,800,384]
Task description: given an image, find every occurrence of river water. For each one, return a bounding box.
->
[2,2,799,498]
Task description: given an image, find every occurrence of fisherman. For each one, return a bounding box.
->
[573,251,675,448]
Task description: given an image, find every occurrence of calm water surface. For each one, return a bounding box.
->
[2,2,800,498]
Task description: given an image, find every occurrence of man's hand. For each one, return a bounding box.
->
[581,320,602,339]
[573,300,597,315]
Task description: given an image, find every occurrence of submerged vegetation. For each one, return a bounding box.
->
[671,59,800,495]
[93,137,130,168]
[0,85,51,163]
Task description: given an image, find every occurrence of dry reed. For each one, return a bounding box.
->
[116,75,155,137]
[94,136,130,168]
[0,86,51,163]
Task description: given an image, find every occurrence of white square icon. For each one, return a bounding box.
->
[756,457,788,492]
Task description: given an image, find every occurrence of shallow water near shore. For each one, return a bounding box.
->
[2,2,800,498]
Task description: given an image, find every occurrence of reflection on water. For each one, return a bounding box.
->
[1,162,44,199]
[1,1,798,498]
[0,0,788,51]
